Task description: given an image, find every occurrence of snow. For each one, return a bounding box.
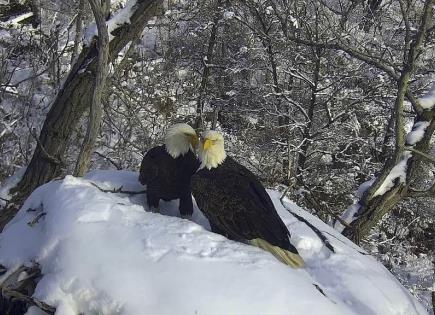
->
[84,0,138,45]
[341,84,433,226]
[356,179,376,198]
[26,306,48,315]
[0,170,428,315]
[290,15,299,28]
[335,203,361,232]
[223,11,235,19]
[0,12,34,28]
[0,167,26,207]
[418,84,435,109]
[9,68,34,85]
[176,69,188,80]
[335,178,378,231]
[406,121,430,146]
[239,46,248,54]
[373,152,411,197]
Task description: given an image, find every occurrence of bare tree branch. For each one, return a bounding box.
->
[74,0,110,176]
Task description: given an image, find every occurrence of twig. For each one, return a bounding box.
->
[93,151,122,170]
[320,231,370,255]
[0,264,54,314]
[4,67,50,88]
[405,146,435,165]
[27,213,47,227]
[377,217,420,245]
[89,182,146,195]
[432,290,434,315]
[408,182,435,198]
[2,288,55,314]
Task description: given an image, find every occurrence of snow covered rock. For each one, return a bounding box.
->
[0,170,428,315]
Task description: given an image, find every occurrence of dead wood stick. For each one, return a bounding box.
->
[89,182,146,195]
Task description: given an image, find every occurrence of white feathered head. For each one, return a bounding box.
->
[165,123,199,158]
[198,130,227,169]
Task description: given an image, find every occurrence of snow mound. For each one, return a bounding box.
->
[84,0,138,45]
[418,84,435,109]
[0,171,428,315]
[406,121,430,146]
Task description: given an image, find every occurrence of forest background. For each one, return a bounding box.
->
[0,0,434,312]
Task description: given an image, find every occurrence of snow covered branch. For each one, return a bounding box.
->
[0,265,54,314]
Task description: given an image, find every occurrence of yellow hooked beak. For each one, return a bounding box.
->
[188,134,199,148]
[203,138,212,151]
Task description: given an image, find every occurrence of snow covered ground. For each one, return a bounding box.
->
[0,170,429,315]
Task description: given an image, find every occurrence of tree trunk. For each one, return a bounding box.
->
[295,48,321,181]
[74,0,110,177]
[1,0,163,232]
[342,0,434,242]
[194,0,222,129]
[342,108,435,243]
[71,0,86,64]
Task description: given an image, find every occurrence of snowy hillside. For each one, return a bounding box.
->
[0,170,428,315]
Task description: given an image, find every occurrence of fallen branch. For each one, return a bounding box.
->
[27,212,47,227]
[282,186,352,229]
[0,264,55,314]
[2,288,55,314]
[290,208,335,253]
[320,230,370,255]
[89,182,146,195]
[279,191,335,253]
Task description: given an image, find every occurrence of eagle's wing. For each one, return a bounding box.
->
[138,148,160,185]
[247,181,292,246]
[192,158,290,248]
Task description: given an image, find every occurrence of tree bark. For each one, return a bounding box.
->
[342,0,433,243]
[74,0,110,177]
[343,109,435,242]
[194,0,222,130]
[71,0,86,64]
[1,0,163,232]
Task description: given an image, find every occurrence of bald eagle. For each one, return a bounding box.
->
[139,123,200,217]
[191,131,304,268]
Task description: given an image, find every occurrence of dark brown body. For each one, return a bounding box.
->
[191,156,299,254]
[139,145,200,216]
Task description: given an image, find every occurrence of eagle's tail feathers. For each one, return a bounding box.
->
[250,238,305,268]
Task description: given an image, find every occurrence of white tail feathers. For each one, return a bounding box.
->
[250,238,305,268]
